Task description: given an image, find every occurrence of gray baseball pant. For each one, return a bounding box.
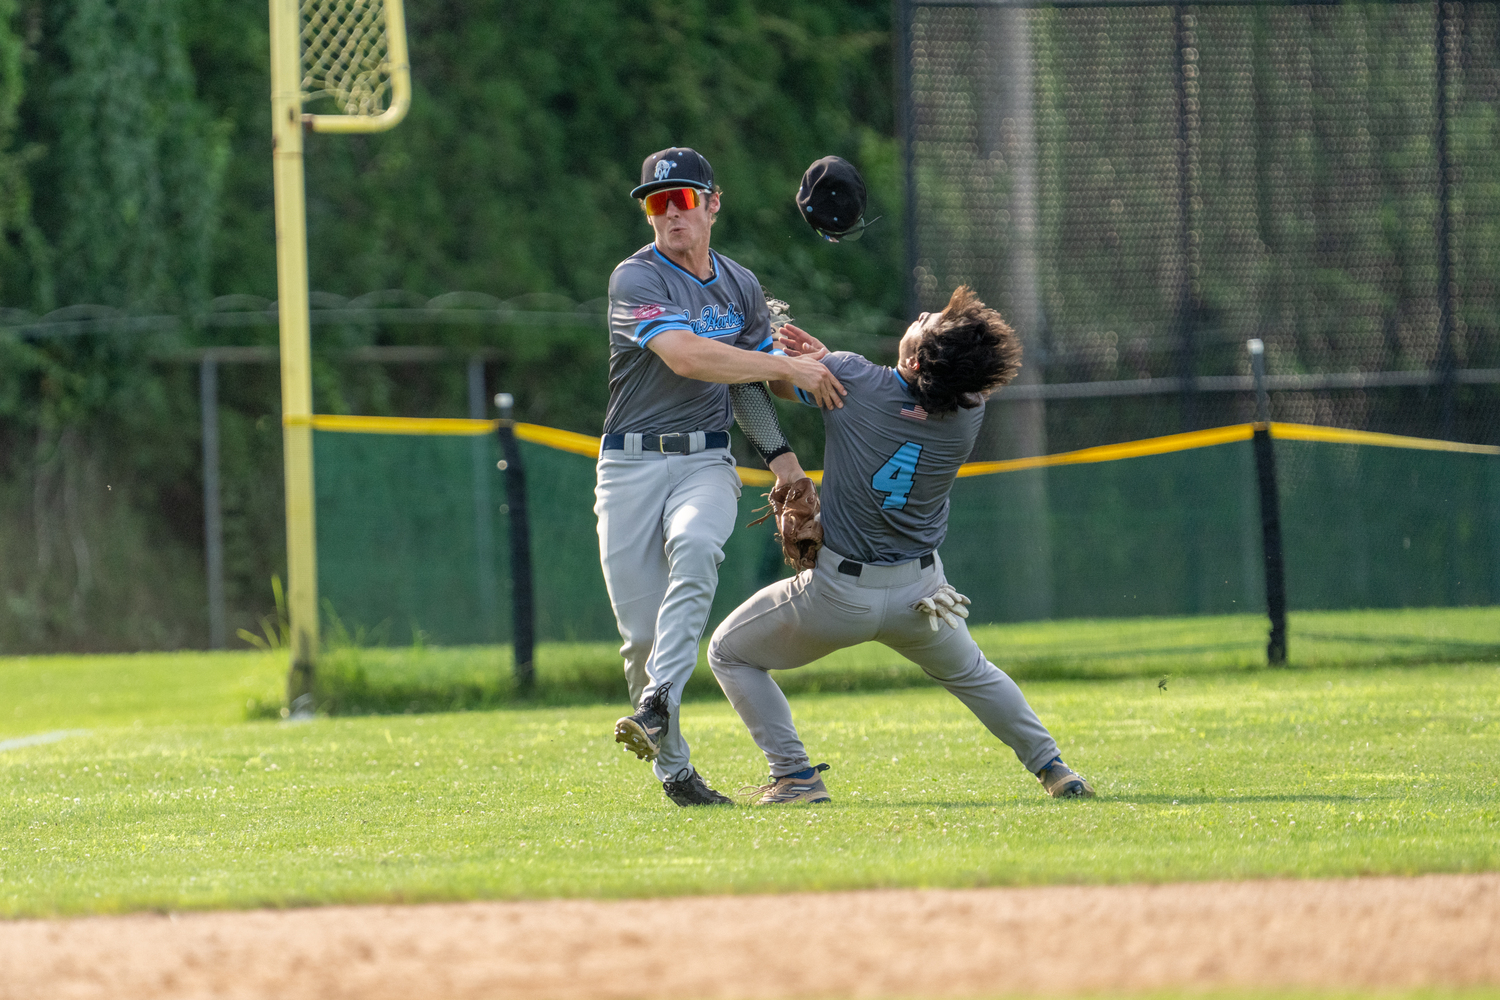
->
[708,545,1061,778]
[595,447,742,781]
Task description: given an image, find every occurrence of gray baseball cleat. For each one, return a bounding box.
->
[1036,756,1096,798]
[662,767,733,806]
[746,763,832,805]
[615,682,672,761]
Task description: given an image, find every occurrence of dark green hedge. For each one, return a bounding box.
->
[0,0,899,652]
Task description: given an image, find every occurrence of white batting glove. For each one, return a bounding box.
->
[912,585,971,631]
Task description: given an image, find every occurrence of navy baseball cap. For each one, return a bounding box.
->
[631,147,715,199]
[797,156,879,241]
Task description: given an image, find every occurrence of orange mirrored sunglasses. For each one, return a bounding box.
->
[642,187,703,216]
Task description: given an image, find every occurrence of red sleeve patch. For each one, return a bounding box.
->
[632,304,665,321]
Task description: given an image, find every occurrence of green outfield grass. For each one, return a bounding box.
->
[4,609,1494,730]
[1,610,1496,916]
[286,606,1500,717]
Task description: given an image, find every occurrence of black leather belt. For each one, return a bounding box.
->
[601,431,729,454]
[837,553,935,577]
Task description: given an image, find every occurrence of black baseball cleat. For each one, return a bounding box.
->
[662,767,733,807]
[615,682,672,761]
[1036,756,1096,799]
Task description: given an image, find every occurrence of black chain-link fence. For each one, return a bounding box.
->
[901,0,1500,455]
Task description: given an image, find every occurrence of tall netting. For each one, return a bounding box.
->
[904,0,1500,453]
[314,431,504,646]
[1277,438,1500,608]
[948,437,1500,620]
[310,425,1499,645]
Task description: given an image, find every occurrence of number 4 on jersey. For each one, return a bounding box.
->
[871,441,923,510]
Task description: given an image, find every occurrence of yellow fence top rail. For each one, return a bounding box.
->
[291,414,1500,483]
[959,423,1254,477]
[288,414,784,485]
[1269,422,1500,456]
[511,422,605,458]
[955,422,1500,476]
[288,414,496,435]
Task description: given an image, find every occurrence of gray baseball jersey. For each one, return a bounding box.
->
[810,351,985,564]
[604,244,774,435]
[708,350,1066,786]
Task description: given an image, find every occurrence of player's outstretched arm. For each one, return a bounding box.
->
[773,322,827,358]
[648,329,846,408]
[729,382,809,486]
[768,323,836,400]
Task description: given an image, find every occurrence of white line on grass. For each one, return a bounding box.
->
[0,730,89,753]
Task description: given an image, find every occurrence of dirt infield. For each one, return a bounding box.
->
[2,874,1497,1000]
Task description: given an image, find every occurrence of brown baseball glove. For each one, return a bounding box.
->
[748,477,823,570]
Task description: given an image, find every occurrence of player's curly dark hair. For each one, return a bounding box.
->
[910,286,1022,414]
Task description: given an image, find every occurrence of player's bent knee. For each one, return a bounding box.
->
[707,633,758,678]
[619,637,653,664]
[706,635,733,673]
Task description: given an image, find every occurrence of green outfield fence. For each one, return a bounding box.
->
[309,415,1500,650]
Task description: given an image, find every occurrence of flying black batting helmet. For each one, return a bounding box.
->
[796,156,880,242]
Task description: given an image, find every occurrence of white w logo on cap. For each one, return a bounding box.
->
[654,159,677,180]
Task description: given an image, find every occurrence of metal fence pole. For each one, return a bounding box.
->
[1435,0,1459,440]
[494,393,535,690]
[897,0,919,321]
[200,355,226,650]
[467,357,499,641]
[975,2,1054,621]
[1175,3,1202,433]
[1249,339,1287,665]
[1175,5,1209,611]
[269,0,320,703]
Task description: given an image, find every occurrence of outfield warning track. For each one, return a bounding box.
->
[2,873,1496,999]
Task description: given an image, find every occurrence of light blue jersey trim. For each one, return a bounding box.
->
[651,245,720,288]
[757,336,775,352]
[795,387,817,406]
[892,368,911,392]
[635,312,691,342]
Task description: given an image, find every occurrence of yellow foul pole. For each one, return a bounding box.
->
[269,0,319,701]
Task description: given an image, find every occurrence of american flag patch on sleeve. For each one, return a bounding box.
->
[899,403,928,420]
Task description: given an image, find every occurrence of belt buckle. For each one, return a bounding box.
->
[658,433,688,454]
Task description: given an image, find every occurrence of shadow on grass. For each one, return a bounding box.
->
[1000,641,1260,660]
[247,650,945,720]
[1296,631,1500,656]
[243,615,1500,720]
[866,800,1001,810]
[1106,793,1369,806]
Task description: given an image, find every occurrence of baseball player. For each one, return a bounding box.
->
[708,285,1096,804]
[599,147,845,807]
